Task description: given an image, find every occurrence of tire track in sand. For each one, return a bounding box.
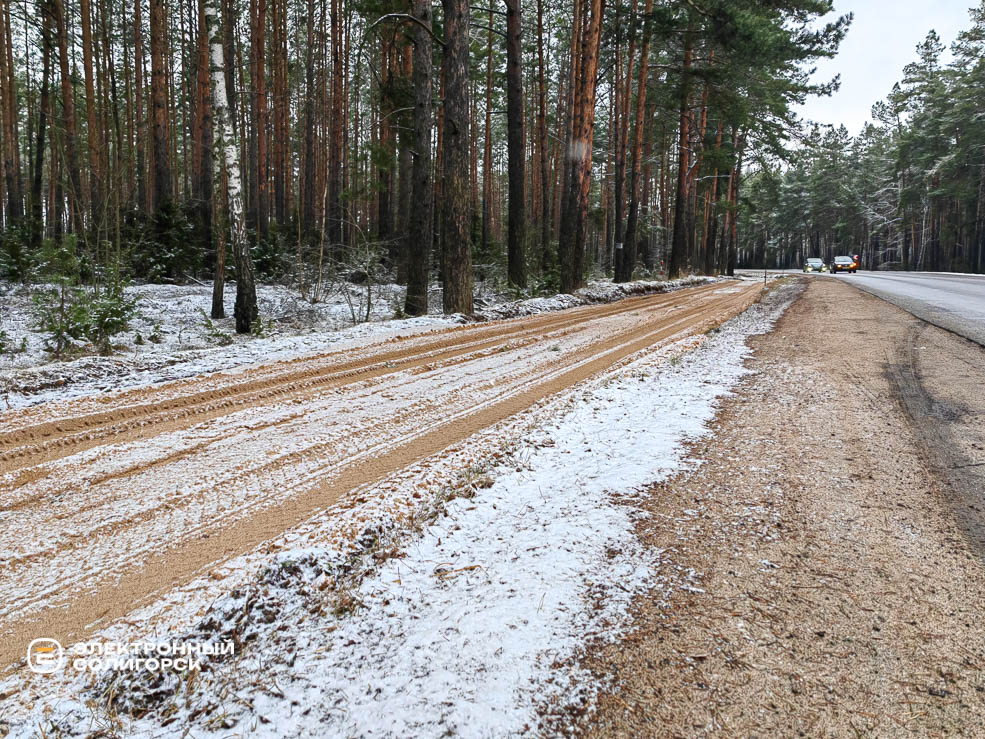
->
[0,284,725,475]
[0,283,760,670]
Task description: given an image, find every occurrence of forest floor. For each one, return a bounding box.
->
[570,277,985,737]
[0,276,709,410]
[0,277,771,737]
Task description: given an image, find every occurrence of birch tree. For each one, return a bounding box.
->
[206,0,258,333]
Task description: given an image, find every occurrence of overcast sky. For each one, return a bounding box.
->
[794,0,976,134]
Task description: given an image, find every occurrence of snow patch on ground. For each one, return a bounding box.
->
[0,281,457,410]
[0,282,796,739]
[0,276,725,410]
[473,275,718,321]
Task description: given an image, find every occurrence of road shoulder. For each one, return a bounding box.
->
[570,278,985,736]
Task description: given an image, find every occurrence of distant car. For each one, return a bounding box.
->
[831,255,857,274]
[803,258,828,273]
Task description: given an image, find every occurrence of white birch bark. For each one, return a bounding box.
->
[205,0,257,333]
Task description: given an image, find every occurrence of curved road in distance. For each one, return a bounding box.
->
[830,271,985,345]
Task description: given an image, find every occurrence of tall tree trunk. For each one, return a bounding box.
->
[668,25,692,280]
[250,0,268,240]
[404,0,432,316]
[557,0,602,293]
[612,0,637,282]
[658,123,669,268]
[0,1,22,222]
[194,0,215,306]
[377,37,393,244]
[720,129,743,276]
[80,0,102,235]
[100,0,122,254]
[32,0,54,247]
[976,166,984,273]
[271,0,287,223]
[222,0,237,134]
[558,0,581,247]
[22,0,33,221]
[149,0,172,211]
[602,80,614,270]
[440,0,473,314]
[504,0,526,288]
[469,79,479,245]
[480,9,493,258]
[178,0,191,202]
[6,0,21,216]
[342,11,353,248]
[702,120,723,275]
[206,0,257,332]
[639,120,654,269]
[300,0,317,234]
[326,0,343,248]
[395,131,412,274]
[535,0,551,272]
[52,0,82,235]
[396,46,412,281]
[279,0,291,216]
[619,0,653,283]
[433,64,444,259]
[122,4,135,209]
[134,0,147,211]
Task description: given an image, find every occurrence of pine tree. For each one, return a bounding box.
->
[440,0,473,314]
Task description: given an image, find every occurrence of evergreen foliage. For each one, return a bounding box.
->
[738,5,985,273]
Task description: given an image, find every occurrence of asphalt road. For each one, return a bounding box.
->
[739,268,985,344]
[819,271,985,346]
[736,269,985,346]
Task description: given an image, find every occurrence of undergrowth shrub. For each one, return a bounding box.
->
[0,328,25,355]
[0,220,33,281]
[32,237,137,356]
[532,264,560,296]
[199,308,233,346]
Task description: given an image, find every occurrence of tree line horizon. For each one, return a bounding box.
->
[3,1,977,334]
[739,8,985,275]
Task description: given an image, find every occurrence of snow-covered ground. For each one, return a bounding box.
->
[0,281,451,408]
[0,280,798,738]
[0,276,717,410]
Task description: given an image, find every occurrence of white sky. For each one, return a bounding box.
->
[794,0,976,134]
